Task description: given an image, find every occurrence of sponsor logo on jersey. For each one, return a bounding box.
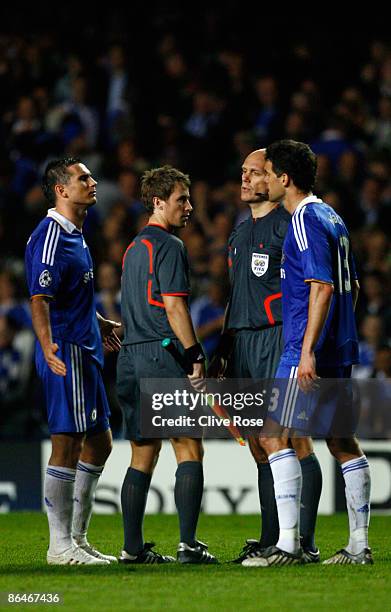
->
[39,270,52,287]
[251,253,269,277]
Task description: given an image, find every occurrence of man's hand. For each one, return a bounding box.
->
[206,333,234,379]
[207,354,228,379]
[43,342,67,376]
[188,362,206,392]
[99,318,122,352]
[297,350,319,392]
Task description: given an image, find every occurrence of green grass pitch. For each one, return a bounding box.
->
[1,513,390,611]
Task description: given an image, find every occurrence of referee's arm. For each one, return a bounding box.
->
[163,295,199,349]
[163,295,205,384]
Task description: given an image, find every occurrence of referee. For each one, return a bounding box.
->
[117,165,217,564]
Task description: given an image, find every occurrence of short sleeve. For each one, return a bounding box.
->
[158,239,190,296]
[28,223,64,298]
[294,210,333,284]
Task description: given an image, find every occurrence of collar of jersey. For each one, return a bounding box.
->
[293,194,322,216]
[146,223,170,232]
[47,208,82,234]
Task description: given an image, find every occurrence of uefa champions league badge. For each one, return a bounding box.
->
[251,253,269,277]
[39,270,52,287]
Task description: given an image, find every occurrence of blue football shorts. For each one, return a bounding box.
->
[267,363,355,437]
[35,339,110,435]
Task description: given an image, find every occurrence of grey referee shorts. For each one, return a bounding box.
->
[227,325,284,379]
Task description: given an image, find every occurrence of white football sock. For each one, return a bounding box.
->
[72,461,104,544]
[269,448,302,554]
[45,465,76,554]
[341,455,371,554]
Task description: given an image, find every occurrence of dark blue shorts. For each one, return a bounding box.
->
[269,363,355,437]
[36,340,110,435]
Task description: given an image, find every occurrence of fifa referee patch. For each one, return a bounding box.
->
[251,253,269,277]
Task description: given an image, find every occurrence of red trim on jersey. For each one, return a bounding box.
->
[161,292,189,296]
[147,279,165,308]
[228,256,232,268]
[122,241,135,269]
[264,292,282,325]
[140,238,166,307]
[147,223,170,232]
[141,239,154,273]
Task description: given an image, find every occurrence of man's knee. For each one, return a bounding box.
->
[291,436,313,460]
[248,436,268,463]
[326,436,362,461]
[258,435,289,457]
[81,428,113,465]
[50,433,84,468]
[171,438,204,463]
[130,439,162,473]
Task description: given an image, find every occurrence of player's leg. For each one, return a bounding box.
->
[38,341,108,565]
[231,330,280,558]
[291,436,322,561]
[171,437,217,564]
[119,439,169,562]
[117,343,174,564]
[243,364,304,566]
[67,352,115,561]
[45,433,83,557]
[323,436,372,565]
[72,428,116,561]
[248,436,279,549]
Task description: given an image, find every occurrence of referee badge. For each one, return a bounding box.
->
[251,253,269,277]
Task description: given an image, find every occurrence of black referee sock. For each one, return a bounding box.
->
[258,462,280,548]
[175,461,203,547]
[300,453,322,551]
[121,467,152,555]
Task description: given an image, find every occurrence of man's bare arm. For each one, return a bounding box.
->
[162,295,205,387]
[30,296,67,376]
[298,281,334,388]
[352,279,360,311]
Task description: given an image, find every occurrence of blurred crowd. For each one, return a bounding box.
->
[0,11,390,439]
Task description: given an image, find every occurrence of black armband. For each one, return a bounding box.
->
[184,343,206,368]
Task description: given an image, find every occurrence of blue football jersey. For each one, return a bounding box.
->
[25,209,103,367]
[280,196,359,367]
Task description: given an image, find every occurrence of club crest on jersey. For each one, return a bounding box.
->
[39,269,52,287]
[91,408,97,422]
[251,253,269,277]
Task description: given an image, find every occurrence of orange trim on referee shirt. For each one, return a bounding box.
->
[122,241,135,269]
[147,279,165,308]
[264,292,282,325]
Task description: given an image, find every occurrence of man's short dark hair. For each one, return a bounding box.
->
[140,165,190,213]
[42,157,82,206]
[266,140,317,193]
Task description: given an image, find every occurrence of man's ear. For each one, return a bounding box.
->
[281,173,290,188]
[153,196,164,211]
[55,184,67,199]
